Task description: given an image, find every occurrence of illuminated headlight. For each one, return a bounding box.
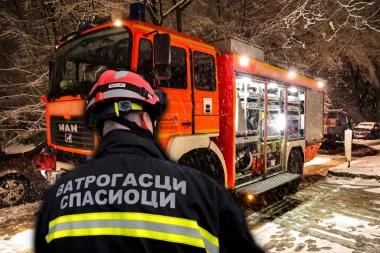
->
[239,56,249,66]
[317,81,324,88]
[247,194,255,201]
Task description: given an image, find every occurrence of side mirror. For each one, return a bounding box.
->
[153,33,171,80]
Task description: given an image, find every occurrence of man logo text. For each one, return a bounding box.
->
[65,133,73,143]
[59,124,78,132]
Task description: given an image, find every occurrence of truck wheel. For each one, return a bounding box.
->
[178,149,225,186]
[288,149,304,175]
[286,149,303,193]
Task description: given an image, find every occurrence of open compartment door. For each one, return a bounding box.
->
[306,89,324,143]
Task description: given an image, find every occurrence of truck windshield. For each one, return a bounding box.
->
[48,27,132,100]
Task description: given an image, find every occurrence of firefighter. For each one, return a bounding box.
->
[35,70,264,253]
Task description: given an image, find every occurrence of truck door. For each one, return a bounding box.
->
[156,42,193,148]
[135,32,193,150]
[192,51,219,135]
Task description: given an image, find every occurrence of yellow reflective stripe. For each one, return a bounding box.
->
[47,212,219,251]
[114,102,142,117]
[49,212,198,229]
[131,103,143,110]
[114,102,120,117]
[45,228,204,247]
[199,227,219,246]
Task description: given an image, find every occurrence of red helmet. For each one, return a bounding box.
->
[84,70,166,132]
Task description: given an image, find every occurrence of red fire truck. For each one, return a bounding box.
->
[38,3,324,199]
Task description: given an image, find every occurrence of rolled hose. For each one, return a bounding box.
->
[237,150,253,172]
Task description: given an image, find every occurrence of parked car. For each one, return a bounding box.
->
[0,132,49,206]
[354,122,380,139]
[324,109,353,142]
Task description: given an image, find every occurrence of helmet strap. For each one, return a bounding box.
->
[111,116,154,140]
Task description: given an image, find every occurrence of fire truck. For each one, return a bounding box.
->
[39,3,325,200]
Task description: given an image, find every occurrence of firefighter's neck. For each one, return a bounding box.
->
[102,112,153,137]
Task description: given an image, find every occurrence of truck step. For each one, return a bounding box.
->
[236,172,300,195]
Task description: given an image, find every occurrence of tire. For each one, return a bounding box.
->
[287,149,304,175]
[178,149,225,186]
[0,175,28,206]
[286,149,304,193]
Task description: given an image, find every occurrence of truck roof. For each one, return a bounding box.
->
[60,20,214,51]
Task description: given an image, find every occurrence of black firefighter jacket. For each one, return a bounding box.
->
[35,129,265,253]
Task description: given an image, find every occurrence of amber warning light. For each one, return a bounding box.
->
[247,194,255,201]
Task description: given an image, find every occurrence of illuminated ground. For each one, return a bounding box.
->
[251,176,380,253]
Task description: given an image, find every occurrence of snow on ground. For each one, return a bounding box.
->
[2,144,36,154]
[252,177,380,253]
[0,202,41,253]
[304,155,334,165]
[353,139,380,147]
[328,155,380,177]
[319,213,380,240]
[0,230,35,253]
[253,222,354,253]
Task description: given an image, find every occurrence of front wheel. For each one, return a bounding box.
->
[178,149,225,186]
[0,175,28,206]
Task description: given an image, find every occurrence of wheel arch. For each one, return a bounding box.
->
[166,135,227,187]
[285,140,305,167]
[0,172,30,185]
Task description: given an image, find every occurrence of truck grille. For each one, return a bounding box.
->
[50,116,95,151]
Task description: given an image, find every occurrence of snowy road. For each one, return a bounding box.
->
[251,176,380,253]
[1,139,380,252]
[0,202,40,253]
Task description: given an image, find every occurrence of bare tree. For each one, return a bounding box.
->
[0,0,131,147]
[0,0,198,147]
